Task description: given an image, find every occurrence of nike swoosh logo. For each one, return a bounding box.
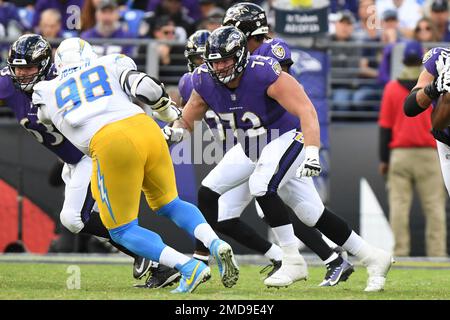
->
[186,262,201,286]
[135,259,146,273]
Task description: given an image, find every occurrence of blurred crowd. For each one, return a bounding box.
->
[329,0,450,112]
[1,0,450,111]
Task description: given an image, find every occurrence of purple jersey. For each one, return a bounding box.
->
[253,38,293,71]
[178,72,194,103]
[81,28,134,57]
[178,71,226,143]
[192,55,300,154]
[0,67,83,164]
[422,47,450,144]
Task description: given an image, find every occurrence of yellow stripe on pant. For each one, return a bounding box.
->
[89,114,178,229]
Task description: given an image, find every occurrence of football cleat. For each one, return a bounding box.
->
[264,252,308,287]
[260,259,282,280]
[132,256,153,280]
[362,248,394,292]
[171,259,211,293]
[135,264,181,289]
[210,239,240,288]
[319,257,354,287]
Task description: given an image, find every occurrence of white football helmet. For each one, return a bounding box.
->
[54,38,98,74]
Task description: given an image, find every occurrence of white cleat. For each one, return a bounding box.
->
[264,253,308,287]
[361,248,394,292]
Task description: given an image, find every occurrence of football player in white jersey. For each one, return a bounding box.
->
[32,38,240,293]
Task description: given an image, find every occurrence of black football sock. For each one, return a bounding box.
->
[195,186,221,254]
[314,208,352,246]
[290,215,335,261]
[216,218,272,254]
[255,193,292,227]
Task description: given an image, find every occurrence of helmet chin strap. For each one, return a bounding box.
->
[20,79,37,92]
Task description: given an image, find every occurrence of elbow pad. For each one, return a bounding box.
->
[404,89,427,117]
[119,69,164,106]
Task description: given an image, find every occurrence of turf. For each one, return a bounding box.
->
[1,262,449,300]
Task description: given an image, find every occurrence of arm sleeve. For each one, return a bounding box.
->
[117,54,164,105]
[32,86,52,125]
[403,89,427,117]
[379,127,392,163]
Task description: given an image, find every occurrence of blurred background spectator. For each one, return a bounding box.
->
[80,0,102,32]
[37,8,62,39]
[137,14,185,85]
[428,0,450,41]
[377,9,404,87]
[376,0,423,38]
[330,0,359,16]
[330,10,380,111]
[413,17,440,50]
[81,0,135,56]
[32,0,82,34]
[143,0,196,40]
[197,6,224,32]
[0,0,26,38]
[146,0,201,21]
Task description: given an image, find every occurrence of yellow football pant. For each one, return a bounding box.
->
[89,114,178,229]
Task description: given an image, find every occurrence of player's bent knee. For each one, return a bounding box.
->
[60,210,85,234]
[201,177,223,194]
[292,202,324,227]
[248,173,269,197]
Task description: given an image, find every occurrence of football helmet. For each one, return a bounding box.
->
[184,29,211,72]
[204,26,249,84]
[222,2,269,37]
[54,38,98,74]
[7,34,52,92]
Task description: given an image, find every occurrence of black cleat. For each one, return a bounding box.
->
[260,259,282,280]
[133,257,153,280]
[319,257,354,287]
[135,265,181,289]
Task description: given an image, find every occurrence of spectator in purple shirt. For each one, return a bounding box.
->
[81,0,135,57]
[32,0,83,32]
[0,0,25,36]
[148,0,195,37]
[147,0,201,21]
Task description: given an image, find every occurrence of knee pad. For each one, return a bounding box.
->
[291,202,324,227]
[60,210,84,234]
[249,172,270,197]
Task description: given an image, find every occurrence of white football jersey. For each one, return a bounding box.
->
[33,54,145,155]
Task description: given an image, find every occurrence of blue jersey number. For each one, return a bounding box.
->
[55,66,112,116]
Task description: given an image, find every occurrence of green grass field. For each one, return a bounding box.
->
[1,262,449,300]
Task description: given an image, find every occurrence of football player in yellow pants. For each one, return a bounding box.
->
[33,38,239,293]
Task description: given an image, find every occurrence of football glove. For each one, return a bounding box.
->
[162,125,185,143]
[296,146,321,178]
[435,66,450,94]
[152,103,182,123]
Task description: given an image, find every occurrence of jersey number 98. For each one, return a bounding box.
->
[55,66,112,116]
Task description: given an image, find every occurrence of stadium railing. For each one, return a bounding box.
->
[0,38,446,121]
